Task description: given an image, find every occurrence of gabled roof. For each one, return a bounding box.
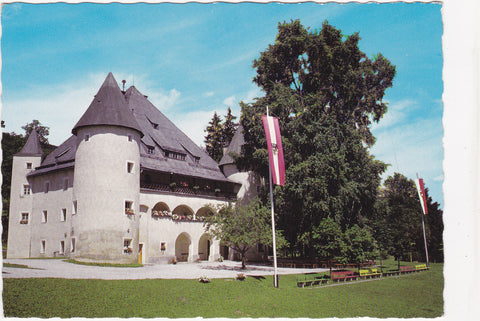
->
[15,129,43,157]
[219,125,244,166]
[72,72,143,136]
[125,85,230,182]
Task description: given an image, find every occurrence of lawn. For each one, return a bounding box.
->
[3,262,443,318]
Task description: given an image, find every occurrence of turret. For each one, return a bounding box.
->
[7,129,43,258]
[71,73,143,263]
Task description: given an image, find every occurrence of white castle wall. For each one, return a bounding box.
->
[28,169,74,257]
[72,126,141,263]
[7,155,42,258]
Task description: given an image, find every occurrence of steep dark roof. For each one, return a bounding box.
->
[125,85,229,182]
[219,125,244,166]
[15,129,43,157]
[72,72,143,136]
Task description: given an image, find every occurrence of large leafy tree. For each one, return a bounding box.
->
[237,20,395,257]
[204,199,286,269]
[21,119,50,145]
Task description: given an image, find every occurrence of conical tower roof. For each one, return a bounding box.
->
[72,72,143,136]
[219,125,244,166]
[15,129,43,157]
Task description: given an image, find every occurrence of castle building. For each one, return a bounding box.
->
[7,72,261,264]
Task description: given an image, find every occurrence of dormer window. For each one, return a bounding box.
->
[56,148,70,159]
[164,150,186,161]
[194,157,200,164]
[26,162,32,169]
[147,146,155,154]
[84,134,90,142]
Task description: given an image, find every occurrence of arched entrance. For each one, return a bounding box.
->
[175,232,191,262]
[198,233,211,261]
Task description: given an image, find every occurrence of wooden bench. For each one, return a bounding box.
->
[383,270,400,277]
[400,266,416,274]
[415,264,428,271]
[331,270,358,282]
[359,268,382,279]
[297,276,328,288]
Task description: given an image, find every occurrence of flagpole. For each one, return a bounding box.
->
[416,173,430,267]
[267,106,279,288]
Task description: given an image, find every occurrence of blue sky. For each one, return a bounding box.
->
[1,2,443,206]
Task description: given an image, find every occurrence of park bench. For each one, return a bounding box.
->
[383,270,400,277]
[415,264,428,271]
[400,266,416,274]
[359,268,382,279]
[296,275,328,288]
[331,270,358,282]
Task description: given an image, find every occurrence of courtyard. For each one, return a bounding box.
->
[2,258,327,280]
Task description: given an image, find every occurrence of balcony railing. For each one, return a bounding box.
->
[141,182,236,200]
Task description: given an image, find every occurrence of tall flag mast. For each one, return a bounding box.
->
[415,173,430,267]
[262,107,285,288]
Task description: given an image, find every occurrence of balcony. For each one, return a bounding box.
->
[140,182,236,200]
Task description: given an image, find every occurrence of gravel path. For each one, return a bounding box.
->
[2,259,328,280]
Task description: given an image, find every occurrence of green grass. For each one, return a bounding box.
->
[64,259,143,268]
[3,262,443,318]
[3,263,32,269]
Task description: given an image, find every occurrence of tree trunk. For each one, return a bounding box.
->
[241,255,246,270]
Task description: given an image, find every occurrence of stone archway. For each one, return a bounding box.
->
[175,232,192,262]
[172,205,194,220]
[152,202,170,214]
[198,233,211,261]
[196,206,214,221]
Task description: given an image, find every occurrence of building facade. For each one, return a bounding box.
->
[7,73,262,264]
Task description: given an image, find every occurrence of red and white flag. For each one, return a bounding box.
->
[262,115,285,186]
[415,178,428,215]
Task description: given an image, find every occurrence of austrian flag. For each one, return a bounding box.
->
[262,115,285,186]
[415,178,429,215]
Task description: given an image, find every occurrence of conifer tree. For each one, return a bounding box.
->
[204,112,224,162]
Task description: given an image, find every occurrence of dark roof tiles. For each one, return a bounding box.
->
[72,72,143,136]
[15,129,43,157]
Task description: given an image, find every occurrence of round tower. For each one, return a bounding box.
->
[71,73,143,263]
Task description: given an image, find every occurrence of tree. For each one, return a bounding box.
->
[21,119,50,145]
[222,107,238,148]
[311,217,346,272]
[373,173,443,267]
[203,199,286,269]
[204,112,224,162]
[343,225,378,270]
[237,20,395,257]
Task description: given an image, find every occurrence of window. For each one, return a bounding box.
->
[60,241,65,255]
[40,240,46,254]
[42,210,48,223]
[71,237,76,253]
[161,242,166,253]
[26,162,32,169]
[164,150,186,161]
[44,181,50,193]
[194,157,200,164]
[84,134,90,142]
[127,162,134,174]
[63,178,69,190]
[123,238,133,254]
[61,208,67,222]
[128,134,133,142]
[20,212,29,224]
[72,201,78,215]
[147,146,155,154]
[125,201,134,215]
[23,184,31,195]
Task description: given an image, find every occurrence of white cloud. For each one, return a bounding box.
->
[223,95,236,107]
[203,92,214,98]
[148,89,181,111]
[168,109,220,147]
